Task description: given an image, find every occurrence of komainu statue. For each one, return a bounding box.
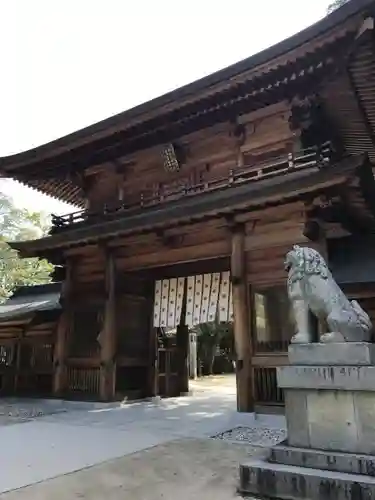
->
[285,245,372,343]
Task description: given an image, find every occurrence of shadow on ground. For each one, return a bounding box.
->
[0,438,267,500]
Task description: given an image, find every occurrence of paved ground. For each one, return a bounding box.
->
[0,375,286,499]
[1,439,269,500]
[190,374,238,395]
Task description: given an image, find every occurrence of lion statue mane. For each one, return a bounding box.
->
[284,245,372,343]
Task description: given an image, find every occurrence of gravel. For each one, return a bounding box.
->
[212,425,287,447]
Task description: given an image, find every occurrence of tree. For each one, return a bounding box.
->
[327,0,349,14]
[0,193,53,302]
[193,320,234,376]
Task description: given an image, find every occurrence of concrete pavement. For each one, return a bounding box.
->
[0,375,285,495]
[1,438,266,500]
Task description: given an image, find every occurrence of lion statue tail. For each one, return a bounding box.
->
[351,299,373,332]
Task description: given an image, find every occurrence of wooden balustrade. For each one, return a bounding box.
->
[67,366,100,396]
[253,366,284,406]
[50,142,333,233]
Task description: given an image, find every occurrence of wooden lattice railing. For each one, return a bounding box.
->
[253,367,284,406]
[66,366,100,396]
[51,142,333,232]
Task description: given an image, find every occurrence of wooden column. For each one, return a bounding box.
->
[189,331,198,380]
[99,251,117,401]
[231,223,254,412]
[149,327,158,398]
[303,211,328,336]
[14,336,22,394]
[176,323,189,395]
[53,261,73,396]
[148,290,159,398]
[176,279,189,395]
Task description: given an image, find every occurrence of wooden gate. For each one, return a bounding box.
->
[157,347,179,397]
[251,285,294,408]
[0,342,16,395]
[15,338,54,396]
[66,365,100,397]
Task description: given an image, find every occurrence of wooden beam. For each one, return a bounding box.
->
[116,240,230,271]
[53,262,73,396]
[99,251,117,401]
[231,224,254,412]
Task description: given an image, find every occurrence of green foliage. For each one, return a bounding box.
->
[0,193,53,302]
[192,320,234,375]
[327,0,349,14]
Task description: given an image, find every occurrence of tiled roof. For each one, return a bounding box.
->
[0,283,61,321]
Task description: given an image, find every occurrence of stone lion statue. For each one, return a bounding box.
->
[285,245,372,343]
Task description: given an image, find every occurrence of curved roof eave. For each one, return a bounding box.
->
[0,0,373,172]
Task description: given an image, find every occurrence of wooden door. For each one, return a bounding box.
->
[157,346,179,397]
[0,342,16,395]
[66,304,102,399]
[116,294,152,400]
[15,338,54,396]
[250,285,294,407]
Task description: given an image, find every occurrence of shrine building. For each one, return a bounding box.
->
[1,0,375,411]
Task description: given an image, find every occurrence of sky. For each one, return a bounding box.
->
[0,0,330,215]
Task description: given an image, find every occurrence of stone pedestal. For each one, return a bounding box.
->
[239,343,375,499]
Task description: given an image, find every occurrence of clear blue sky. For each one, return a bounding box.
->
[0,0,330,215]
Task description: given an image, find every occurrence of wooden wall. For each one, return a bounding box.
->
[83,102,295,210]
[0,313,57,396]
[59,250,155,400]
[63,218,231,276]
[239,201,307,287]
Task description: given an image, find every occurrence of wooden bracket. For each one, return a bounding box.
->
[98,241,110,254]
[230,276,242,286]
[303,219,323,242]
[231,123,247,146]
[113,159,136,174]
[69,172,94,195]
[155,229,184,248]
[225,215,245,234]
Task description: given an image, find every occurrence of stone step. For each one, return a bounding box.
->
[239,458,375,499]
[269,445,375,476]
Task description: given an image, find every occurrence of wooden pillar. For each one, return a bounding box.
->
[53,261,73,396]
[231,223,254,412]
[189,331,198,380]
[303,212,328,336]
[176,323,189,395]
[149,327,158,398]
[148,285,159,398]
[14,335,22,394]
[99,251,117,401]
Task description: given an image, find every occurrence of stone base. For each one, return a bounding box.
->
[277,351,375,454]
[239,343,375,498]
[288,342,375,366]
[239,456,375,499]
